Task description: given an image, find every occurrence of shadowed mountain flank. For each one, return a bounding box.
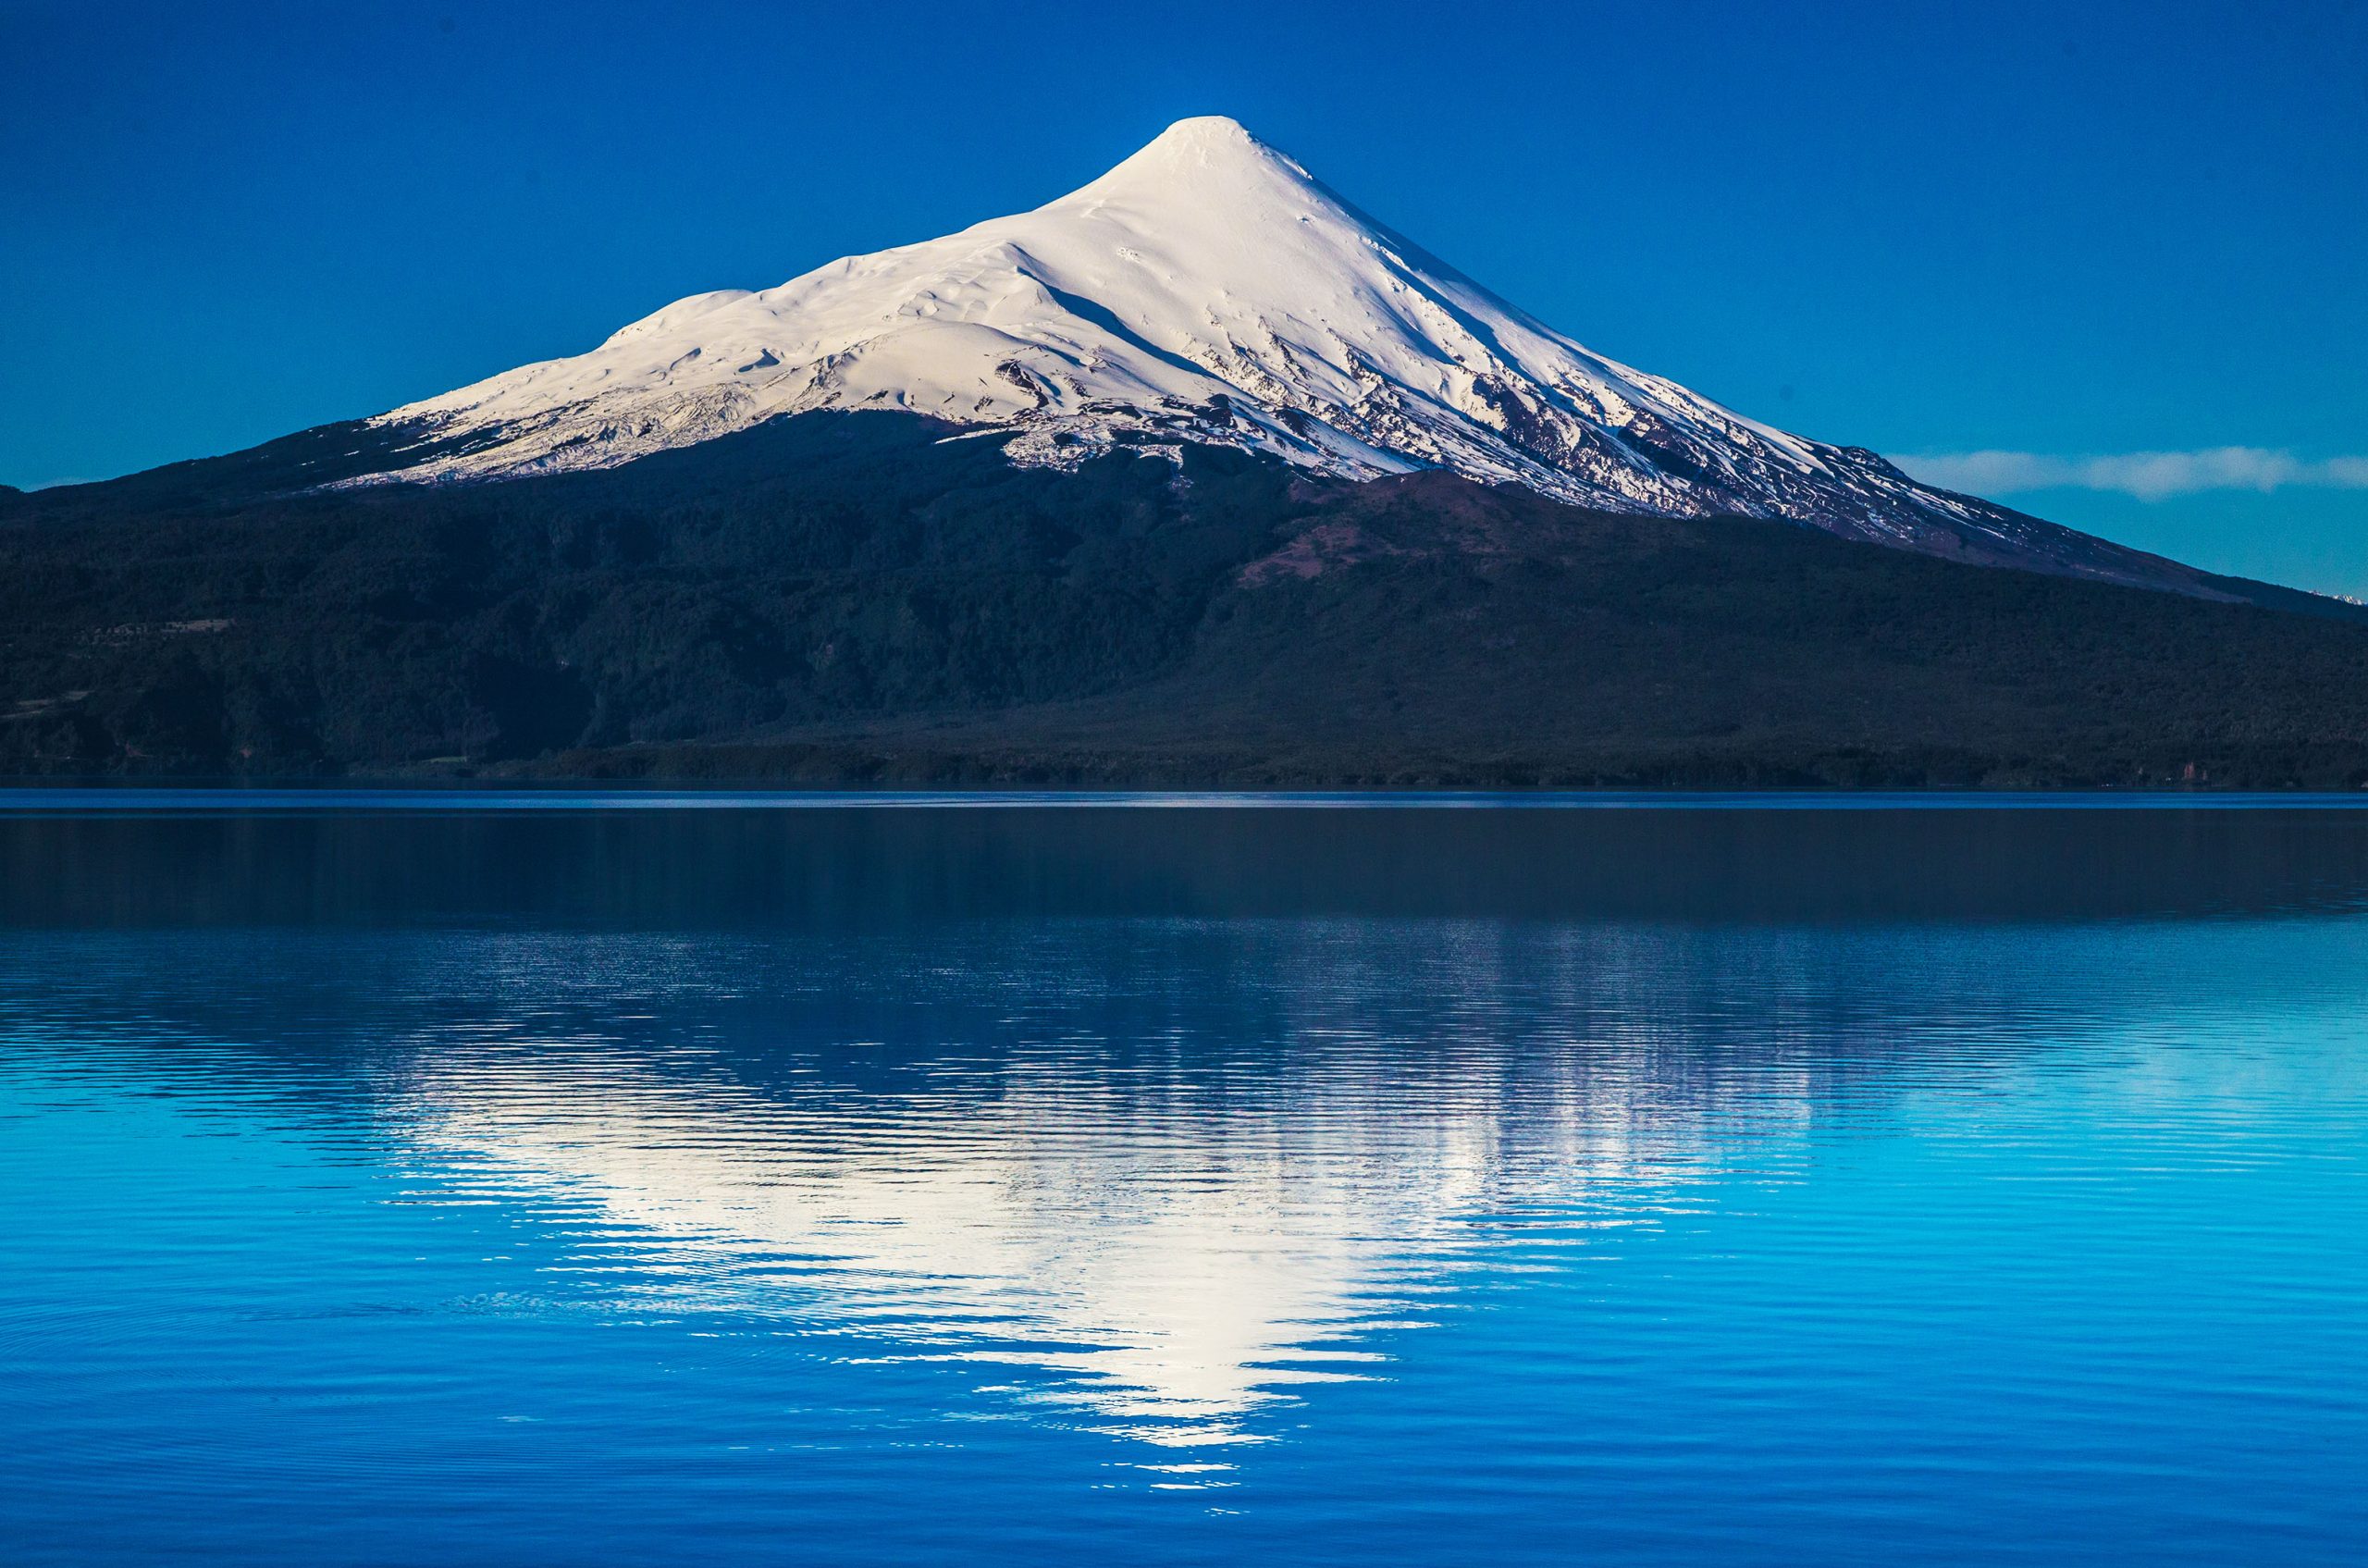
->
[6,414,2367,786]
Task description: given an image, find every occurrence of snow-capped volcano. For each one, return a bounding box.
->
[356,117,2206,589]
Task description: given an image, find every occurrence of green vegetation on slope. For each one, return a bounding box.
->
[4,414,2365,787]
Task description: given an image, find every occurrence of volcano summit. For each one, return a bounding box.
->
[352,117,2214,595]
[6,117,2366,785]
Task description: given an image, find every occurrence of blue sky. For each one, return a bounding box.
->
[6,1,2364,591]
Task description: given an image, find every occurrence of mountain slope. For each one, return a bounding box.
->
[8,119,2362,787]
[341,117,2219,599]
[6,416,2368,786]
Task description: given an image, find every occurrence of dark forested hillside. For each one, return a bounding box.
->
[5,413,2367,787]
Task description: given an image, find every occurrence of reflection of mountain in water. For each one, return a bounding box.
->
[400,1056,1503,1447]
[12,803,2368,932]
[7,809,2368,1562]
[364,920,1986,1451]
[11,805,2362,1455]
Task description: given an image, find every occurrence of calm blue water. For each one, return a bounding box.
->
[2,797,2363,1564]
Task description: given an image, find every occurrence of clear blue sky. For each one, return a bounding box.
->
[6,0,2365,591]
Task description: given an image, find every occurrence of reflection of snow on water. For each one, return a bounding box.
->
[388,1036,1738,1451]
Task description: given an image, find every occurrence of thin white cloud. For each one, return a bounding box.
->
[1897,447,2368,502]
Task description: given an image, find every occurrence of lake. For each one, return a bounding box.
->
[3,796,2363,1564]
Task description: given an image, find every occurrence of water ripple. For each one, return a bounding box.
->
[1,809,2364,1563]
